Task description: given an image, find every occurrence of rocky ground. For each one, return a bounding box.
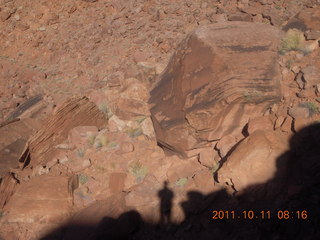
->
[1,0,320,239]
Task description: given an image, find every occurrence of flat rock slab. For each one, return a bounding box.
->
[4,175,72,224]
[150,22,282,156]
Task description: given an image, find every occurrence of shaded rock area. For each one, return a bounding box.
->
[0,1,320,240]
[150,21,282,156]
[36,124,320,240]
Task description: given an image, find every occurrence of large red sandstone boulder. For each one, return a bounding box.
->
[149,22,282,156]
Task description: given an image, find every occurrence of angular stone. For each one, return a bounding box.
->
[217,130,288,192]
[108,115,126,132]
[302,65,320,89]
[216,134,237,158]
[150,22,282,156]
[288,106,310,119]
[228,12,252,22]
[68,126,99,148]
[274,116,285,129]
[62,155,91,173]
[247,116,274,135]
[73,186,95,209]
[113,98,149,121]
[295,71,305,89]
[121,78,150,102]
[306,30,320,40]
[262,9,282,26]
[119,142,134,153]
[281,116,293,133]
[141,117,156,139]
[199,147,217,168]
[0,9,11,22]
[193,170,218,194]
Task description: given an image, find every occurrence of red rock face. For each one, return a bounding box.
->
[150,22,282,156]
[18,97,107,169]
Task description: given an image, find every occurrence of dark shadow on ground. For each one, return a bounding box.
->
[40,123,320,240]
[158,180,174,226]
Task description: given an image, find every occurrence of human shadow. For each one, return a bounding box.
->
[39,123,320,239]
[158,180,174,226]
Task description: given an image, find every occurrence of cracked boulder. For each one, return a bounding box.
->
[217,130,289,193]
[149,22,282,156]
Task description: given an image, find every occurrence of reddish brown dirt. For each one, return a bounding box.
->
[1,0,320,240]
[0,0,316,121]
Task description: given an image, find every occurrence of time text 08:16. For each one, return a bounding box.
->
[212,210,308,220]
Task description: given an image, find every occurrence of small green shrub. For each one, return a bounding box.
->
[95,165,106,172]
[175,178,188,187]
[94,136,109,149]
[135,116,147,124]
[210,162,220,175]
[126,127,143,138]
[129,161,148,183]
[280,29,305,54]
[100,136,109,146]
[263,18,270,24]
[87,133,96,146]
[98,102,113,118]
[108,141,118,149]
[79,174,89,185]
[76,148,85,158]
[94,140,103,148]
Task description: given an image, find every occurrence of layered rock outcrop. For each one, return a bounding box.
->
[150,22,282,156]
